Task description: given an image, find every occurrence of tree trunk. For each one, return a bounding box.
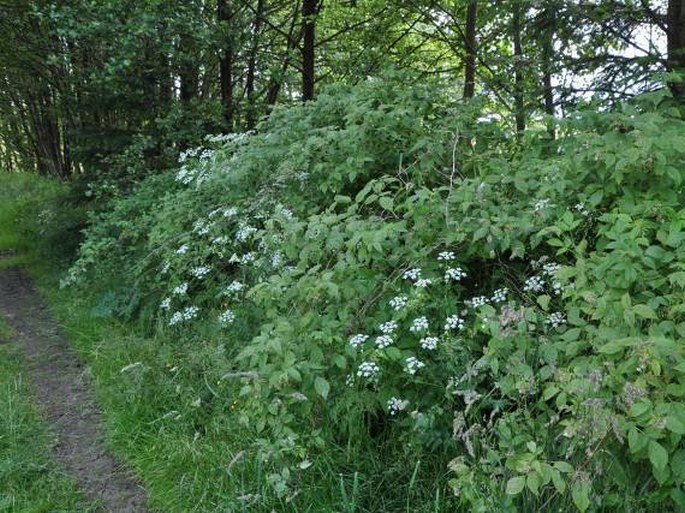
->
[246,0,265,129]
[667,0,685,101]
[179,34,198,103]
[463,1,478,99]
[541,2,555,137]
[218,0,234,129]
[513,1,526,132]
[302,0,318,101]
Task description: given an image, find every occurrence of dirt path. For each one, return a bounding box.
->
[0,263,149,513]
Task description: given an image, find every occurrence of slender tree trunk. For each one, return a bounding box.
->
[512,1,526,132]
[218,0,234,129]
[541,2,555,137]
[246,0,265,129]
[667,0,685,101]
[302,0,318,101]
[266,1,302,106]
[179,35,198,103]
[463,0,478,99]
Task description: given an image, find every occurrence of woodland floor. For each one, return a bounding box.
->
[0,252,149,512]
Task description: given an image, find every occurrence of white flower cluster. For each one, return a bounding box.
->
[410,316,429,333]
[357,361,380,379]
[387,397,410,415]
[225,280,244,294]
[415,278,432,288]
[193,219,212,236]
[375,335,394,349]
[575,202,590,216]
[212,236,229,245]
[379,321,398,334]
[445,267,467,282]
[159,297,171,310]
[420,336,439,350]
[523,275,544,293]
[403,268,422,281]
[239,252,256,264]
[176,244,189,255]
[469,296,489,308]
[218,309,235,325]
[437,251,456,261]
[542,263,561,275]
[405,356,425,375]
[533,198,551,212]
[545,312,566,329]
[270,251,284,268]
[169,306,200,326]
[349,334,368,348]
[444,315,465,331]
[173,282,189,295]
[389,295,408,311]
[491,287,508,303]
[235,225,257,242]
[191,266,211,279]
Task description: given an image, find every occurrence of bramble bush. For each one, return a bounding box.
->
[65,76,685,511]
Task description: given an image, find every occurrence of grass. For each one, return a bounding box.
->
[0,317,94,513]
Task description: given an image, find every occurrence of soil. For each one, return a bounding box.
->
[0,262,150,512]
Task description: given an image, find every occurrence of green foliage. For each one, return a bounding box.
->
[60,79,685,511]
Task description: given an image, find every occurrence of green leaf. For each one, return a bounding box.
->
[505,476,526,495]
[378,195,394,211]
[571,480,591,512]
[648,440,668,473]
[314,377,330,400]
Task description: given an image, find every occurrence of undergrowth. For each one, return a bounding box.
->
[3,75,685,512]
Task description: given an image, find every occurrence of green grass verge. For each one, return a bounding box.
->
[0,317,94,513]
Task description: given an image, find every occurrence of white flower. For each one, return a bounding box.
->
[225,280,244,294]
[575,202,590,216]
[419,336,439,350]
[176,244,189,255]
[437,251,456,261]
[445,267,466,282]
[379,321,398,334]
[193,219,212,235]
[169,311,184,326]
[160,298,171,310]
[235,225,257,242]
[218,309,235,325]
[349,334,369,348]
[405,357,425,375]
[523,275,544,293]
[491,288,508,303]
[533,198,551,212]
[173,282,189,295]
[375,335,394,349]
[387,397,410,415]
[403,268,422,281]
[191,266,211,279]
[212,236,229,245]
[270,251,284,268]
[345,374,355,387]
[542,263,561,276]
[357,361,380,379]
[444,315,465,331]
[182,306,200,320]
[545,312,566,329]
[415,278,432,288]
[389,295,408,311]
[239,252,256,264]
[223,207,238,218]
[469,296,489,308]
[552,280,563,295]
[409,316,429,333]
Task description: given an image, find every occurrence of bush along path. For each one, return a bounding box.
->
[0,258,149,513]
